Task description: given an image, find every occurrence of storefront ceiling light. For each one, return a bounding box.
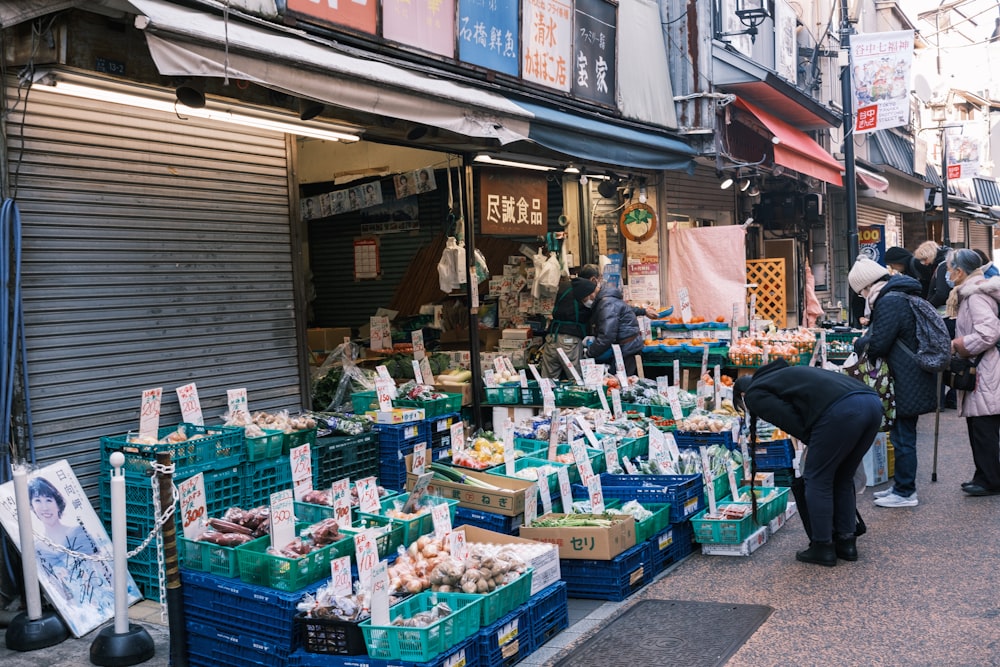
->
[720,177,734,189]
[563,165,580,174]
[473,154,556,171]
[33,72,361,143]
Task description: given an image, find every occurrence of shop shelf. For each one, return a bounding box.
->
[527,581,569,648]
[359,592,483,662]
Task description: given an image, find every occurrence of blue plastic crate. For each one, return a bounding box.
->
[673,430,736,450]
[288,650,380,667]
[313,432,380,488]
[646,522,695,575]
[375,422,431,452]
[477,604,533,667]
[241,455,293,508]
[591,473,705,521]
[559,541,649,601]
[527,582,568,649]
[378,444,449,492]
[427,412,461,435]
[180,568,324,649]
[454,506,523,536]
[753,439,795,470]
[186,619,290,667]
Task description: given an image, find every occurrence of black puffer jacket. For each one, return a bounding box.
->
[854,274,938,417]
[588,285,642,360]
[546,277,592,339]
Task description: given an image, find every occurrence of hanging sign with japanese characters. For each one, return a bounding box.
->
[521,0,573,92]
[458,0,519,76]
[851,30,914,134]
[478,169,548,236]
[572,0,616,107]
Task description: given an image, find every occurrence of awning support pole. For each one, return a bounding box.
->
[462,156,484,432]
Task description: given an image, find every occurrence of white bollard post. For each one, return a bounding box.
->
[110,452,129,635]
[12,465,43,621]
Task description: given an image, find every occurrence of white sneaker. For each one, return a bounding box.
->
[872,486,896,499]
[874,492,918,508]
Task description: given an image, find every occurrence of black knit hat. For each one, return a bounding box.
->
[572,277,598,302]
[884,246,912,266]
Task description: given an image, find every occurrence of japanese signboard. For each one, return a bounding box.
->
[945,122,984,181]
[458,0,519,76]
[851,30,914,134]
[478,169,548,236]
[285,0,376,35]
[384,0,456,58]
[572,0,616,106]
[522,0,573,91]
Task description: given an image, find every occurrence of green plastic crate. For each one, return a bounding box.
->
[245,429,285,462]
[484,385,521,405]
[359,592,483,661]
[484,457,570,497]
[341,514,406,560]
[705,473,730,504]
[621,403,651,416]
[283,427,318,455]
[178,534,267,579]
[515,441,605,482]
[101,423,244,479]
[553,386,601,407]
[356,493,459,547]
[617,435,648,462]
[351,390,379,414]
[633,503,672,543]
[725,485,790,525]
[236,523,353,591]
[690,505,755,544]
[475,568,533,626]
[395,393,462,418]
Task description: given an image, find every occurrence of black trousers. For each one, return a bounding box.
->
[965,414,1000,490]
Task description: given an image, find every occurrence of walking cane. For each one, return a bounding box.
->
[932,371,941,482]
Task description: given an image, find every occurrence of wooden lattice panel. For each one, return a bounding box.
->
[746,259,786,328]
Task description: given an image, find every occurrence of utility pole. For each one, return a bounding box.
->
[840,0,859,320]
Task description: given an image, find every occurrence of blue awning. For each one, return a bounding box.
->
[515,100,697,173]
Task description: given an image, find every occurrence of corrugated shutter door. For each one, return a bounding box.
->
[664,165,736,213]
[7,84,300,495]
[968,222,991,255]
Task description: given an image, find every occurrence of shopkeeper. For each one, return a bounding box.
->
[539,266,602,380]
[585,279,648,376]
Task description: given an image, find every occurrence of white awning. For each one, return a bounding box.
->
[129,0,532,145]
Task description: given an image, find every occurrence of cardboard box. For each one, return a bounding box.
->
[862,433,889,486]
[307,327,352,351]
[434,381,472,406]
[754,472,775,488]
[405,454,531,517]
[479,328,501,352]
[700,525,768,557]
[457,525,561,596]
[518,513,636,560]
[365,408,425,424]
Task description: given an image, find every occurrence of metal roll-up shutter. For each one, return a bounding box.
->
[6,83,300,497]
[968,221,992,254]
[664,165,737,214]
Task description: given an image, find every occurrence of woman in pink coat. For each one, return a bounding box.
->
[947,248,1000,495]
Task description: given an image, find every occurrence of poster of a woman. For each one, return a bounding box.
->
[0,459,142,637]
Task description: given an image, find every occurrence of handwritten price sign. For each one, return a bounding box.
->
[431,502,452,539]
[175,383,204,426]
[330,555,352,598]
[290,444,313,501]
[178,473,207,540]
[226,388,250,420]
[332,478,352,529]
[371,560,390,625]
[354,531,377,591]
[269,490,295,550]
[556,466,573,515]
[412,442,427,475]
[586,474,605,514]
[138,387,162,440]
[375,377,396,412]
[523,483,538,527]
[448,529,468,562]
[356,477,381,514]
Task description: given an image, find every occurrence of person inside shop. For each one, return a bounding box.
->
[583,277,645,376]
[734,359,881,566]
[885,246,932,298]
[849,255,938,509]
[539,265,601,380]
[928,246,958,409]
[945,249,1000,496]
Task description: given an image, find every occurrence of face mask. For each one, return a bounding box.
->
[945,271,954,288]
[583,298,595,308]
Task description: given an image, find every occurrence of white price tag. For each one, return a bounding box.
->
[713,365,721,408]
[583,364,603,390]
[412,442,427,475]
[330,555,352,598]
[649,427,669,467]
[411,329,425,360]
[419,356,434,386]
[138,387,162,441]
[332,478,352,529]
[700,446,717,516]
[354,531,378,591]
[674,360,681,388]
[665,431,681,462]
[375,377,396,412]
[656,375,669,396]
[740,426,752,482]
[556,466,573,514]
[269,490,296,551]
[700,347,710,381]
[547,409,561,460]
[611,388,623,419]
[376,365,392,381]
[448,529,468,562]
[586,475,605,514]
[537,470,553,515]
[727,463,740,502]
[290,443,313,502]
[403,472,434,513]
[574,416,601,449]
[226,388,251,421]
[556,348,584,385]
[667,386,684,422]
[635,354,645,379]
[596,386,611,413]
[450,422,465,452]
[176,383,204,426]
[503,422,516,476]
[679,287,692,323]
[370,561,390,626]
[523,483,538,527]
[412,360,424,385]
[178,473,207,540]
[542,385,555,414]
[484,369,497,388]
[356,476,382,514]
[570,440,595,485]
[518,369,529,388]
[431,502,452,539]
[527,364,544,384]
[370,316,391,352]
[611,344,628,388]
[602,438,620,474]
[623,456,638,474]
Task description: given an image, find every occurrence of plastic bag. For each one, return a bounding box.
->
[438,237,464,292]
[533,253,561,299]
[473,248,490,284]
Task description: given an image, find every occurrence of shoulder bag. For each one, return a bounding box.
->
[943,354,981,391]
[842,348,896,431]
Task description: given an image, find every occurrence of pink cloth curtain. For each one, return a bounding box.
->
[665,226,748,325]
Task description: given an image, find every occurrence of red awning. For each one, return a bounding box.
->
[733,97,844,187]
[857,167,890,193]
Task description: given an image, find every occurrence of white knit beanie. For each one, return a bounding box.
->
[848,256,890,293]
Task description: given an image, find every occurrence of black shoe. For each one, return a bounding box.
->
[961,481,975,490]
[796,541,837,566]
[962,484,1000,496]
[834,534,858,561]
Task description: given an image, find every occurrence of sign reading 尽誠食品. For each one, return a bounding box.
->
[478,169,548,236]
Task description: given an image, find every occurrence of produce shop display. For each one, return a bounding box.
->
[449,431,521,469]
[622,443,739,478]
[297,581,406,623]
[526,513,628,528]
[251,410,318,434]
[300,484,391,508]
[193,505,271,546]
[387,535,528,596]
[126,423,210,446]
[514,407,645,443]
[307,411,372,437]
[271,518,344,559]
[395,381,452,405]
[675,412,738,434]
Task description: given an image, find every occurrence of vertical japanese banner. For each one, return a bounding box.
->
[945,122,984,181]
[572,0,616,106]
[521,0,573,92]
[851,30,914,134]
[458,0,519,76]
[773,0,797,83]
[383,0,456,58]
